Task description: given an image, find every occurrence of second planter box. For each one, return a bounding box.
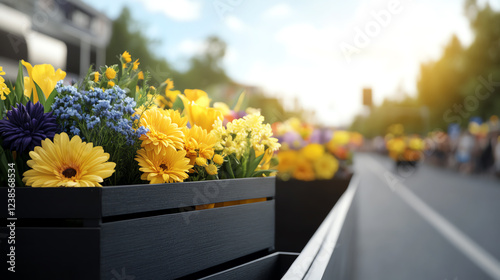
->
[275,175,352,252]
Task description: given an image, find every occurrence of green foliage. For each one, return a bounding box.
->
[218,142,275,179]
[0,61,27,119]
[352,2,500,137]
[106,7,233,93]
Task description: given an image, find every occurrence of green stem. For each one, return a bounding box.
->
[225,158,235,179]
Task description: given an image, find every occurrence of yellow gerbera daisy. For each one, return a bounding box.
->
[277,150,298,173]
[22,133,116,187]
[136,147,192,184]
[313,153,339,180]
[160,109,188,128]
[182,125,217,164]
[293,159,315,181]
[139,108,184,154]
[301,144,325,161]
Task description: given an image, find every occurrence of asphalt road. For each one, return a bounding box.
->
[351,153,500,280]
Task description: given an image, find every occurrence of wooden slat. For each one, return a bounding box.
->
[100,201,275,280]
[102,177,275,217]
[0,187,102,219]
[0,227,100,279]
[0,177,275,219]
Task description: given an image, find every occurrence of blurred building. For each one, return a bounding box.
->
[0,0,111,80]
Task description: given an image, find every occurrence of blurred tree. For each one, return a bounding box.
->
[106,7,305,124]
[353,2,500,138]
[459,2,500,120]
[106,7,174,84]
[172,36,231,91]
[417,35,465,129]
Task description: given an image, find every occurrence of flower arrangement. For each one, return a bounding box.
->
[0,52,280,187]
[386,134,425,162]
[273,118,362,181]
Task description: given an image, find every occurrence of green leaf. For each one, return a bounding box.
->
[231,154,243,178]
[224,157,235,179]
[44,88,58,112]
[14,60,24,101]
[172,96,184,111]
[34,81,46,106]
[246,149,265,177]
[0,98,5,120]
[6,80,15,107]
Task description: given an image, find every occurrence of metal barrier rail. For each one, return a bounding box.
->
[282,175,359,280]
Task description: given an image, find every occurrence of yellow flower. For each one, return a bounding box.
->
[166,90,180,106]
[122,51,132,63]
[182,125,217,164]
[160,109,187,128]
[408,136,424,151]
[165,78,175,91]
[0,77,10,100]
[195,157,207,166]
[155,95,168,109]
[300,144,325,161]
[138,71,144,80]
[136,147,192,184]
[0,66,5,75]
[133,59,140,70]
[329,130,350,147]
[313,153,339,180]
[22,60,66,103]
[105,67,116,80]
[257,148,274,170]
[180,96,223,132]
[293,159,315,181]
[22,133,116,187]
[277,150,298,173]
[93,72,100,82]
[205,164,218,175]
[108,81,115,87]
[183,89,210,107]
[213,154,224,165]
[139,108,185,155]
[164,79,181,105]
[213,102,232,117]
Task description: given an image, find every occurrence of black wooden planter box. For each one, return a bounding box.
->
[0,177,275,280]
[275,175,352,252]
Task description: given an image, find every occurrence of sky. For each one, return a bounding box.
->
[82,0,499,127]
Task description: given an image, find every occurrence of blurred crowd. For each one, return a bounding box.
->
[371,117,500,178]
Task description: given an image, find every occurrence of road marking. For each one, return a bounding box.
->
[365,156,500,280]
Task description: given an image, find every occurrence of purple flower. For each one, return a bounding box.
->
[0,102,57,153]
[281,131,304,149]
